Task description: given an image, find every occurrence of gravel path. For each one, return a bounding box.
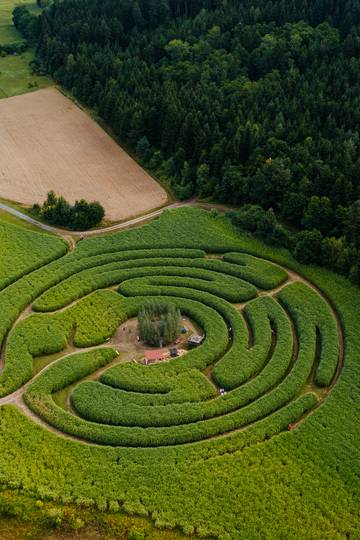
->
[0,198,195,237]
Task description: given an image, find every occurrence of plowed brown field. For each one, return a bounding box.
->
[0,88,167,220]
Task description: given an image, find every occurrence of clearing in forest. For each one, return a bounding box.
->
[0,0,38,44]
[0,88,167,220]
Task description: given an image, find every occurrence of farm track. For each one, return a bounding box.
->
[0,198,196,238]
[0,250,345,447]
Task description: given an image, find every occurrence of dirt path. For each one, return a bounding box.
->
[0,198,196,238]
[0,344,124,446]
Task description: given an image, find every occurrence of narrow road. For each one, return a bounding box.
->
[0,199,196,237]
[0,203,58,232]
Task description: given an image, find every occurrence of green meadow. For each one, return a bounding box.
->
[0,0,39,44]
[0,0,52,98]
[0,51,51,97]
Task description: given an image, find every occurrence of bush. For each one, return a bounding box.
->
[294,229,323,264]
[227,205,292,248]
[33,191,105,230]
[127,528,146,540]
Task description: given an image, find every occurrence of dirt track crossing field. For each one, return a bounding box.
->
[0,88,167,220]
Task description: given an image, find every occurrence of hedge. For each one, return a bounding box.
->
[25,344,318,444]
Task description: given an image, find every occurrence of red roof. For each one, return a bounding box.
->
[145,349,168,361]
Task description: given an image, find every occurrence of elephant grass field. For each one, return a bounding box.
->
[0,207,358,539]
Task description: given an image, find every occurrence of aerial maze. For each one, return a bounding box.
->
[0,230,343,449]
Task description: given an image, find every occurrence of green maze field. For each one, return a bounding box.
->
[0,208,359,539]
[0,221,340,447]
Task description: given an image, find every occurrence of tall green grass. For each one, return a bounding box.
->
[0,208,356,539]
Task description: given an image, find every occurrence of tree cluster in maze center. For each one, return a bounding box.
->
[138,300,182,347]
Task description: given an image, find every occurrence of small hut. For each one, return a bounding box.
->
[188,334,204,347]
[144,349,169,364]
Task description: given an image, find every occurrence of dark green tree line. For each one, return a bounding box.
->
[14,0,360,281]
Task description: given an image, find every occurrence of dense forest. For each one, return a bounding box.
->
[14,0,360,280]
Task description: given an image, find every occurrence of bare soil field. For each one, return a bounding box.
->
[0,88,167,220]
